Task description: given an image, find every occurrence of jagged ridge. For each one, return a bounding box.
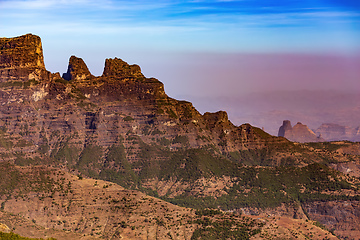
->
[1,34,360,239]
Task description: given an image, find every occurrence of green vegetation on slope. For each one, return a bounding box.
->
[165,163,359,209]
[0,162,71,199]
[191,209,263,240]
[0,232,55,240]
[57,137,359,210]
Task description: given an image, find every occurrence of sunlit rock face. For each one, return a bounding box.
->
[0,34,50,82]
[0,33,286,163]
[62,55,93,81]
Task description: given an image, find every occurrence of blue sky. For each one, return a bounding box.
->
[1,0,359,60]
[1,0,359,87]
[1,0,360,131]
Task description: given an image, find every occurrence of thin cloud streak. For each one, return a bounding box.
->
[0,0,110,9]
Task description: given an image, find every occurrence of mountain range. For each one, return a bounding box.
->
[278,120,360,143]
[0,34,360,239]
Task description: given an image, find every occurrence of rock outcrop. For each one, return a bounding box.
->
[0,34,49,82]
[0,223,10,233]
[304,201,360,239]
[102,57,143,79]
[278,120,324,142]
[62,55,93,81]
[278,120,292,138]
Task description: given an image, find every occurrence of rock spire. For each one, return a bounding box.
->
[62,55,93,81]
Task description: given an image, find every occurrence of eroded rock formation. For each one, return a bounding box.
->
[62,55,93,81]
[278,120,324,142]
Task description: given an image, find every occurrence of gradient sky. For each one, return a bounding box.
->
[1,0,360,133]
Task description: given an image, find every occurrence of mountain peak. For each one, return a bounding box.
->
[278,120,292,137]
[102,57,144,79]
[278,120,323,143]
[62,55,93,81]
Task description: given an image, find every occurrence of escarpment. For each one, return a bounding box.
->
[0,34,287,160]
[1,34,360,240]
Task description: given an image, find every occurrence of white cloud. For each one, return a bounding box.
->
[0,0,110,10]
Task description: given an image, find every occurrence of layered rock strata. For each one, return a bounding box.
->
[0,34,50,81]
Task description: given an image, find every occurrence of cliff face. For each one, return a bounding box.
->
[0,34,50,82]
[304,201,360,239]
[0,34,287,162]
[1,34,360,240]
[278,120,324,143]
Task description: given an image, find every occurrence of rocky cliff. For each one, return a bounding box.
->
[278,120,324,142]
[0,34,288,163]
[0,34,50,82]
[1,34,360,239]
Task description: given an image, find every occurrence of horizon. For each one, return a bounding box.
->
[1,0,359,134]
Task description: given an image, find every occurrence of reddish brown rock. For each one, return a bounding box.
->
[102,57,143,79]
[0,34,49,81]
[62,55,93,81]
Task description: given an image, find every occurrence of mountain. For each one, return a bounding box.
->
[1,34,360,239]
[278,120,360,142]
[181,90,360,136]
[315,123,360,142]
[278,120,324,143]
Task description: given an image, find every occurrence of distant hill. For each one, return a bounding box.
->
[315,123,360,142]
[278,120,324,143]
[278,120,360,142]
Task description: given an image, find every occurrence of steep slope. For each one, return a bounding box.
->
[1,34,360,239]
[0,162,338,240]
[0,34,50,82]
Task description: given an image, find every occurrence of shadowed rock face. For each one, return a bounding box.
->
[278,120,323,143]
[0,34,49,81]
[278,120,292,137]
[304,201,360,239]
